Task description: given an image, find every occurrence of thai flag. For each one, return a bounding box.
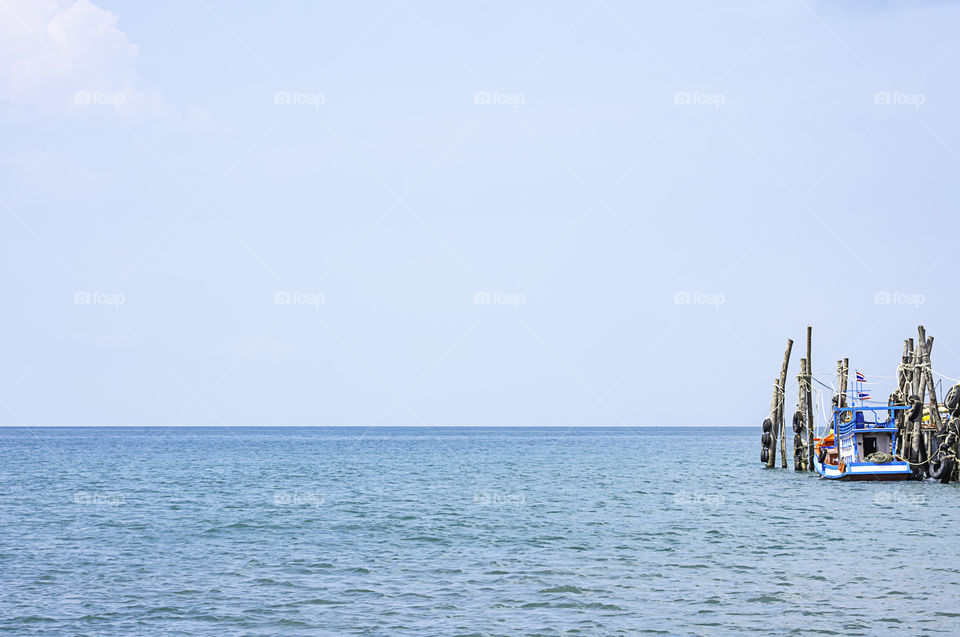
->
[858,392,870,400]
[856,371,866,382]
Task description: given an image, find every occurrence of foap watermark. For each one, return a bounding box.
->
[474,291,526,308]
[273,90,325,108]
[274,290,326,308]
[74,491,125,506]
[74,290,126,308]
[273,491,326,508]
[474,491,525,507]
[474,90,526,108]
[873,490,927,507]
[73,90,126,109]
[673,491,725,508]
[873,91,925,109]
[874,291,924,308]
[674,290,725,308]
[673,91,726,108]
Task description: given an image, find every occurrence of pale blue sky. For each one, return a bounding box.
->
[2,0,959,425]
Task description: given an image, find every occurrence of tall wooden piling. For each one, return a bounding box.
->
[805,326,815,471]
[917,328,928,411]
[777,339,793,469]
[766,377,779,468]
[894,339,911,452]
[910,328,929,476]
[902,338,917,454]
[923,336,941,430]
[923,334,935,461]
[911,338,921,397]
[796,358,808,471]
[919,327,943,475]
[898,339,908,392]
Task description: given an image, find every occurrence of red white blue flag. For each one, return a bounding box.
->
[856,371,866,382]
[858,392,870,400]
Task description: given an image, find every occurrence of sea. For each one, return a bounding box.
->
[2,426,959,636]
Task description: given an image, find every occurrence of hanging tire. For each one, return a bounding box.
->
[761,447,769,463]
[907,395,923,423]
[946,383,960,417]
[817,446,827,464]
[929,453,954,483]
[762,418,773,433]
[762,432,772,447]
[793,411,803,434]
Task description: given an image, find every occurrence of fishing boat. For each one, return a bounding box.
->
[813,404,913,481]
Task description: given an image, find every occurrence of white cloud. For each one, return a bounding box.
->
[0,0,171,118]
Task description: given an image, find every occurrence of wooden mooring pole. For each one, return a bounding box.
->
[763,338,793,468]
[777,339,793,469]
[914,325,942,478]
[765,377,778,468]
[911,327,930,477]
[911,338,921,397]
[795,358,808,471]
[902,338,917,455]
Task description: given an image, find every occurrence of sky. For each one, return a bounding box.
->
[2,0,960,426]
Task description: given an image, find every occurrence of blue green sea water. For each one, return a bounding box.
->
[2,426,959,635]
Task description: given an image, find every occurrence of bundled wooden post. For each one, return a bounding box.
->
[909,326,929,476]
[805,326,815,471]
[923,336,941,467]
[901,338,917,455]
[917,328,928,410]
[777,339,793,469]
[893,339,910,454]
[911,338,921,397]
[765,378,779,468]
[795,358,808,470]
[918,326,942,475]
[921,334,942,431]
[776,389,786,469]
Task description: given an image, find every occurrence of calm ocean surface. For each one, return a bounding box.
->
[2,426,960,635]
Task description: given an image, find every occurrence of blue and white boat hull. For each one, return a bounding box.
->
[814,455,913,481]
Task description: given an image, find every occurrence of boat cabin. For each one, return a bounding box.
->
[836,408,897,462]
